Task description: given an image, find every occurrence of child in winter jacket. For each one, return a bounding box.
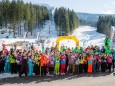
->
[55,55,60,75]
[19,53,28,77]
[9,51,17,74]
[107,54,113,72]
[0,51,4,73]
[60,54,66,75]
[28,55,34,76]
[4,53,10,73]
[87,54,93,73]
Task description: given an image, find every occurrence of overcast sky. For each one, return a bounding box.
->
[10,0,115,14]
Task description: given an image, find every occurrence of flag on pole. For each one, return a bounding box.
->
[24,32,27,41]
[36,32,40,40]
[52,42,54,47]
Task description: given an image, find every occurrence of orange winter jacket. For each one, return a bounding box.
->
[40,55,48,66]
[87,56,90,61]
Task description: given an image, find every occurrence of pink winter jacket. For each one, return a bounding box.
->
[107,56,113,63]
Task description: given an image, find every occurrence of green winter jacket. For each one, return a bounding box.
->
[94,49,100,54]
[105,48,111,55]
[9,54,16,63]
[79,48,84,53]
[60,47,63,52]
[104,38,111,47]
[74,47,79,52]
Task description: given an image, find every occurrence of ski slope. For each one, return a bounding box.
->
[0,25,106,51]
[71,26,106,48]
[32,25,106,49]
[43,26,106,48]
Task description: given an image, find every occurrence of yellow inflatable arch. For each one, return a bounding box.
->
[56,36,80,50]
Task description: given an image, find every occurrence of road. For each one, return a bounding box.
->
[0,73,115,86]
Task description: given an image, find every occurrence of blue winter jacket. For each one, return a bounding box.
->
[111,51,115,60]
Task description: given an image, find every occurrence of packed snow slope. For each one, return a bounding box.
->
[58,26,106,49]
[71,26,106,47]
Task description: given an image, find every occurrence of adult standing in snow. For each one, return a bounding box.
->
[28,54,34,76]
[68,52,73,74]
[34,53,40,76]
[104,35,111,49]
[9,50,17,74]
[55,53,60,75]
[16,52,22,73]
[105,46,111,55]
[49,53,54,75]
[83,53,88,73]
[87,54,93,73]
[107,54,113,72]
[79,54,84,73]
[40,53,48,76]
[19,52,28,77]
[101,46,106,53]
[75,54,80,74]
[0,51,4,73]
[4,53,10,73]
[101,54,107,73]
[111,49,115,71]
[60,53,66,75]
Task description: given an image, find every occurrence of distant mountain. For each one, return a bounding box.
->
[41,4,53,10]
[77,12,115,27]
[37,4,115,27]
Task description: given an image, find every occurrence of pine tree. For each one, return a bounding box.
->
[2,0,10,28]
[28,2,35,35]
[97,16,115,37]
[54,8,58,30]
[1,0,50,37]
[54,7,79,35]
[8,0,18,37]
[17,0,24,36]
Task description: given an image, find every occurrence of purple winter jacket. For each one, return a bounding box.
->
[0,57,4,63]
[17,54,22,65]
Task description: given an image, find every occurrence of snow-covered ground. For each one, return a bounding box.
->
[0,25,107,50]
[0,73,18,79]
[0,20,58,50]
[43,26,106,49]
[42,25,106,48]
[72,26,106,48]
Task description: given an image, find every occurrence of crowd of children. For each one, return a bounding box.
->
[0,45,115,77]
[0,36,115,77]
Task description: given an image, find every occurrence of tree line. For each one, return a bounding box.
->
[79,19,96,27]
[54,7,79,35]
[0,0,49,37]
[97,16,115,37]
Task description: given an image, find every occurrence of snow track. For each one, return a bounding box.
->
[71,26,105,47]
